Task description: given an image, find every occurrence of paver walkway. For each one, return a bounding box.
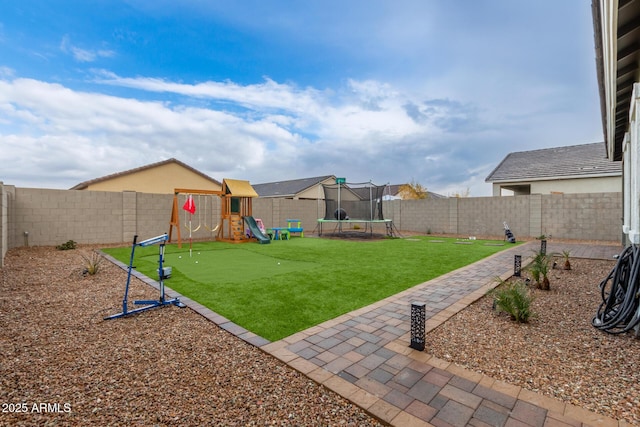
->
[113,240,627,426]
[261,241,626,427]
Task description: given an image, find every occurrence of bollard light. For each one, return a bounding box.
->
[410,302,426,351]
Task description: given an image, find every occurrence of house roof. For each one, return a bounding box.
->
[70,158,221,190]
[485,142,622,183]
[253,175,334,197]
[592,0,640,161]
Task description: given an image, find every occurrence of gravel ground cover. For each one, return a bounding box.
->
[2,244,639,425]
[427,256,640,424]
[0,246,384,426]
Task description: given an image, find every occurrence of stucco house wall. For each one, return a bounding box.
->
[72,158,222,194]
[494,175,621,196]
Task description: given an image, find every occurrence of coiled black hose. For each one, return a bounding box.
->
[592,245,640,334]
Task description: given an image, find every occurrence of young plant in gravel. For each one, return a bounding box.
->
[561,250,571,270]
[80,251,103,276]
[491,278,535,323]
[528,250,551,290]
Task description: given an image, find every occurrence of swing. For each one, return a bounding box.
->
[203,194,220,233]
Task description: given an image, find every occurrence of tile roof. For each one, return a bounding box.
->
[70,158,221,190]
[252,175,334,197]
[485,142,621,183]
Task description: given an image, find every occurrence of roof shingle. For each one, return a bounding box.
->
[252,175,334,197]
[485,142,621,183]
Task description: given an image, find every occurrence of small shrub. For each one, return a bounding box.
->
[561,250,571,270]
[528,250,551,290]
[491,279,535,323]
[56,240,77,250]
[80,251,103,275]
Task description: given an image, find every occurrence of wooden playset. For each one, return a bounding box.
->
[169,178,269,246]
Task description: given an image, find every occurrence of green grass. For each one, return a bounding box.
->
[103,236,515,341]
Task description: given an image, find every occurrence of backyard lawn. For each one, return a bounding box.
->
[103,236,515,341]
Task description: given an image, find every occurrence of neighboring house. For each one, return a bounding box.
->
[593,0,640,245]
[253,175,336,199]
[485,142,622,196]
[70,158,222,194]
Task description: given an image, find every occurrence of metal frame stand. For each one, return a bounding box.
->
[105,233,185,320]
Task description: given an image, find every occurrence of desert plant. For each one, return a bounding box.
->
[80,251,103,275]
[398,179,429,199]
[561,250,571,270]
[56,240,77,250]
[491,278,535,323]
[529,251,551,290]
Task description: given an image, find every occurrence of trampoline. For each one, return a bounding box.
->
[317,180,396,237]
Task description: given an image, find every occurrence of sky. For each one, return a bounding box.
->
[0,0,603,197]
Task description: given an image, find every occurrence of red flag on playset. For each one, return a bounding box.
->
[182,195,196,214]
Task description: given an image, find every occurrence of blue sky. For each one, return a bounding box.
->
[0,1,602,196]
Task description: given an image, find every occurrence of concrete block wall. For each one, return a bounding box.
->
[135,192,174,240]
[13,188,125,246]
[0,187,624,267]
[392,198,450,234]
[541,192,622,241]
[253,198,322,234]
[456,195,533,239]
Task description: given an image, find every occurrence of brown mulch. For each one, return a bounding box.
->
[427,257,640,424]
[0,246,384,426]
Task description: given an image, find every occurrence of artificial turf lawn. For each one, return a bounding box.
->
[103,236,516,341]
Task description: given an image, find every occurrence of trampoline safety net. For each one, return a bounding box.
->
[322,182,386,221]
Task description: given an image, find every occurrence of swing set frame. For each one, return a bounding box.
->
[169,188,223,248]
[169,180,259,246]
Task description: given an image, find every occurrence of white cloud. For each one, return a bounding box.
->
[0,68,600,195]
[60,35,115,63]
[94,71,322,114]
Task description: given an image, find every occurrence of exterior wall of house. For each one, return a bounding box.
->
[85,163,222,194]
[623,84,640,244]
[295,178,335,199]
[0,186,622,266]
[492,176,621,196]
[296,186,323,199]
[530,176,621,194]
